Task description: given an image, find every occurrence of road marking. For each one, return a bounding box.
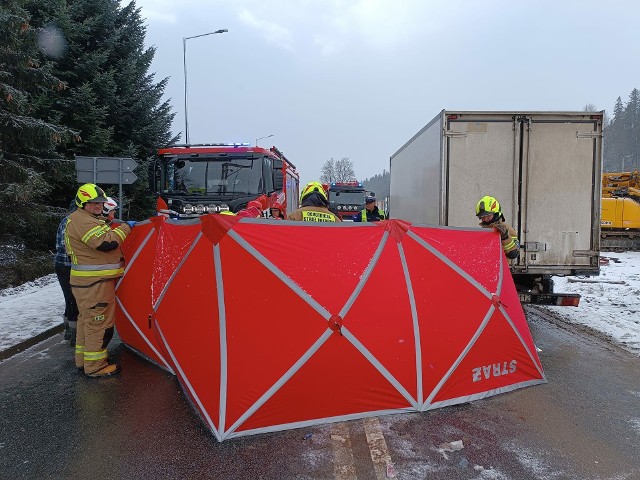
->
[363,417,397,479]
[331,422,357,480]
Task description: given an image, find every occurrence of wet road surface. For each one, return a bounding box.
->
[1,308,639,479]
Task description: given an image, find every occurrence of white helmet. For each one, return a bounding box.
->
[102,197,118,215]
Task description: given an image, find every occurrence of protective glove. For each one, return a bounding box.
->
[126,220,136,228]
[492,222,508,239]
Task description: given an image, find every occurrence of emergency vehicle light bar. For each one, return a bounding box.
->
[330,181,363,187]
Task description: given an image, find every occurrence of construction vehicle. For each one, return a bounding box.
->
[151,144,299,217]
[601,170,640,251]
[390,110,604,306]
[326,181,366,221]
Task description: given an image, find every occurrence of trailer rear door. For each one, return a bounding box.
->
[445,114,519,228]
[520,117,601,270]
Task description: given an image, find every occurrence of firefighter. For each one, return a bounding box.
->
[236,199,264,218]
[287,181,342,222]
[475,195,520,261]
[353,196,385,222]
[54,199,79,346]
[269,202,285,219]
[65,183,134,378]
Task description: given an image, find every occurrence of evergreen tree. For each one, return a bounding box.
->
[605,97,623,171]
[26,0,178,219]
[0,2,75,228]
[627,89,640,170]
[362,170,390,201]
[0,1,77,285]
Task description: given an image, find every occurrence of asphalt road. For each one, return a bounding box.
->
[1,308,639,480]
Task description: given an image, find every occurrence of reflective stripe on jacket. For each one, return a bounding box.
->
[287,206,341,222]
[65,208,131,285]
[354,206,385,222]
[480,220,519,260]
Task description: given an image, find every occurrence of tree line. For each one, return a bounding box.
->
[0,0,176,287]
[602,88,640,172]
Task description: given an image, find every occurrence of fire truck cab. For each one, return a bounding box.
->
[151,144,299,218]
[327,181,366,221]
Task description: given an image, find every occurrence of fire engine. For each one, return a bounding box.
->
[151,144,299,217]
[326,181,366,221]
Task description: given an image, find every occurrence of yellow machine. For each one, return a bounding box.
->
[601,170,640,250]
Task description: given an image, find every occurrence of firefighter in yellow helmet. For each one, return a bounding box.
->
[287,181,342,222]
[65,183,133,377]
[475,195,520,261]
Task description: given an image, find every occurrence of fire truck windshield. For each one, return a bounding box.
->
[166,158,263,196]
[330,190,365,205]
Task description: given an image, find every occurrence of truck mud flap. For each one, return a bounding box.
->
[518,292,580,307]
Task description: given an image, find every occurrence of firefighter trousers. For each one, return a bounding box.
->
[72,279,116,374]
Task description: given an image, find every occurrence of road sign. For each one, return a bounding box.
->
[75,157,138,185]
[76,170,138,184]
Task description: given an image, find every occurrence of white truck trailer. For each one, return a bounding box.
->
[390,110,603,305]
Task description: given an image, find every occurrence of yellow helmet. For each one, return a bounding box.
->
[75,183,108,208]
[475,195,501,218]
[300,181,327,202]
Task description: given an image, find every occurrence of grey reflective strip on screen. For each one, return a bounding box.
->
[423,305,496,409]
[153,232,203,311]
[500,304,546,379]
[156,319,222,441]
[406,231,492,300]
[228,230,331,320]
[116,297,174,373]
[214,243,229,434]
[339,231,388,318]
[341,327,417,409]
[118,227,155,289]
[427,378,547,410]
[398,242,423,406]
[225,407,415,440]
[222,330,333,439]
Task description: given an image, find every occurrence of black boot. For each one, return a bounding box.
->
[68,320,77,347]
[63,315,71,340]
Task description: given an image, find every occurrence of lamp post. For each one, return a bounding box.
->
[183,28,228,145]
[256,134,274,146]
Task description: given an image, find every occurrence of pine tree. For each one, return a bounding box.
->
[0,1,75,218]
[0,1,77,285]
[627,89,640,170]
[26,0,178,219]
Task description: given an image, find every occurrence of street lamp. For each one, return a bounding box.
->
[256,134,274,146]
[183,28,228,145]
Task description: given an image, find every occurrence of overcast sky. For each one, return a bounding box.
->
[133,0,640,185]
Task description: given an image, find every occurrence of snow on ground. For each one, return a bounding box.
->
[0,253,639,357]
[541,251,640,355]
[0,274,64,352]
